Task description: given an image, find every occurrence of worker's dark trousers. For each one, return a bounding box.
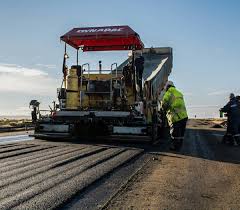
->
[170,117,188,149]
[222,118,234,144]
[230,120,240,145]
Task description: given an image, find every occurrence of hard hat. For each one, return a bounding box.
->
[229,93,235,99]
[164,81,174,89]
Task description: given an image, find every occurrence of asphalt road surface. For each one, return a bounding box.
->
[0,126,239,210]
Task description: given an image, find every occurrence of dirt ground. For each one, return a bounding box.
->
[0,118,30,127]
[106,119,240,210]
[187,118,226,129]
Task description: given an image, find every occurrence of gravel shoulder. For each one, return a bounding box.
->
[106,127,240,210]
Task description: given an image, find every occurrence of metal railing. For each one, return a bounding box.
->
[110,63,118,101]
[80,63,90,107]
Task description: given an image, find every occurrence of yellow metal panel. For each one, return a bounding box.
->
[66,92,80,109]
[66,69,79,91]
[83,74,112,80]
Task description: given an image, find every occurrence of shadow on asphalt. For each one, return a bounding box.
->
[180,128,240,164]
[41,127,240,165]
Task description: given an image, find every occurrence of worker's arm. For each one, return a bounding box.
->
[220,102,230,113]
[161,90,172,111]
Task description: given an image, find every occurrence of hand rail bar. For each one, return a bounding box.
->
[80,63,90,107]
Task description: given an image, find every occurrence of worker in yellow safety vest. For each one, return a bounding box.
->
[161,81,188,151]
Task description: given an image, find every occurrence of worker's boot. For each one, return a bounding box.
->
[170,139,183,151]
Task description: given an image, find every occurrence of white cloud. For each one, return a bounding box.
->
[0,63,59,96]
[187,105,220,108]
[208,89,240,96]
[16,106,30,112]
[207,90,229,96]
[184,92,194,96]
[35,63,57,69]
[0,62,17,67]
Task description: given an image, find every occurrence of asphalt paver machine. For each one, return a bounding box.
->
[31,25,172,142]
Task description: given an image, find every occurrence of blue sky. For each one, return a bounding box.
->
[0,0,239,117]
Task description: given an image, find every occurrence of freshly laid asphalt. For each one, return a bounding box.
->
[0,137,143,210]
